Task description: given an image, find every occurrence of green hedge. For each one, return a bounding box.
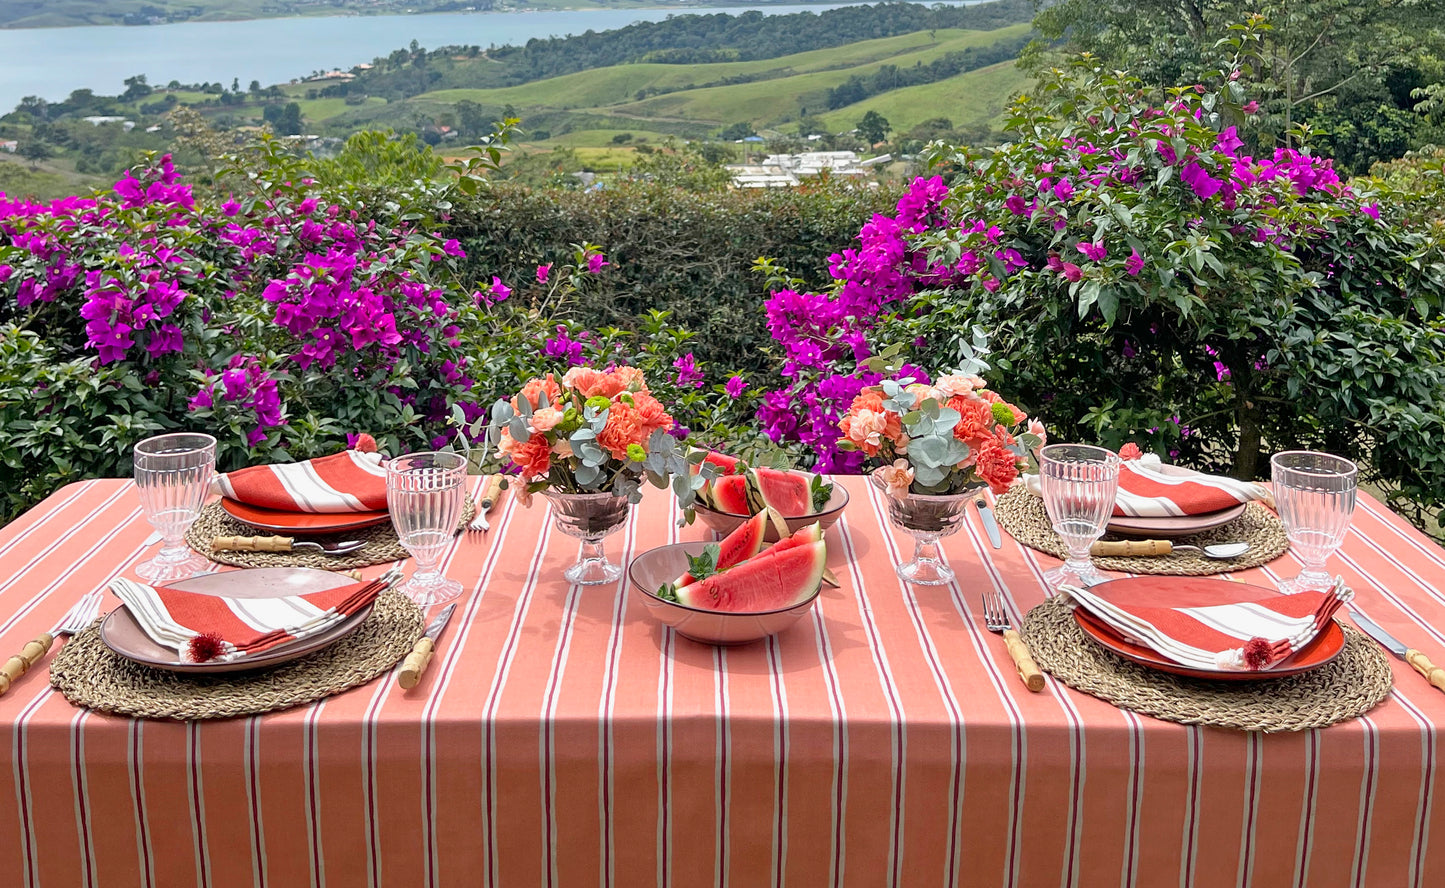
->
[445,181,898,374]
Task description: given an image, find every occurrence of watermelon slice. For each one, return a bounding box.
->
[751,467,813,518]
[749,522,822,560]
[711,474,752,514]
[700,450,743,475]
[674,512,767,588]
[677,539,827,613]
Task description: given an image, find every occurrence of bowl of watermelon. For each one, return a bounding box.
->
[630,513,828,645]
[691,451,848,542]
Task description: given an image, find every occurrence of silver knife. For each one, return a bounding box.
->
[974,494,1003,549]
[1352,611,1445,693]
[399,603,456,689]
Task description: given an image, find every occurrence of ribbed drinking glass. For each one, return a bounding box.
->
[386,451,466,607]
[134,432,216,583]
[1271,451,1357,594]
[1039,444,1121,587]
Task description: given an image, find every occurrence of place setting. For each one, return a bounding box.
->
[1014,445,1401,731]
[37,433,484,719]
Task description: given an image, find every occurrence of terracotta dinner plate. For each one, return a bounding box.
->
[100,567,373,673]
[1070,576,1344,680]
[1105,463,1251,537]
[220,497,391,535]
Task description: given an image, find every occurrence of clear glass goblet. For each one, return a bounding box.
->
[1039,443,1122,587]
[870,472,976,586]
[386,451,467,607]
[543,490,631,585]
[134,432,217,583]
[1271,451,1357,594]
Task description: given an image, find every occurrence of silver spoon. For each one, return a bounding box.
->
[1173,542,1252,559]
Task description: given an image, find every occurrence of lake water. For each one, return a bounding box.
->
[0,3,978,110]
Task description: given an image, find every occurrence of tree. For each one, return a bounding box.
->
[121,74,152,102]
[17,138,51,170]
[716,121,754,141]
[856,110,890,145]
[264,102,303,136]
[249,80,262,95]
[611,133,633,144]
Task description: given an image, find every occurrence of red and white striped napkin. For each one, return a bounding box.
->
[212,449,388,513]
[1113,454,1272,518]
[1062,579,1352,671]
[110,575,385,663]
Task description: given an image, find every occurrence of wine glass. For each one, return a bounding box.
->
[1039,443,1121,587]
[1271,451,1357,594]
[386,451,467,606]
[134,432,217,583]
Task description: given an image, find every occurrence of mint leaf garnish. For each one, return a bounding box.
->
[655,583,679,602]
[685,543,721,581]
[811,475,834,512]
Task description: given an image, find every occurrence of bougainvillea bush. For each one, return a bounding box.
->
[0,142,755,522]
[756,56,1445,527]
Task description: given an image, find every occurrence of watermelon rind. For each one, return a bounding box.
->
[674,512,767,588]
[751,467,813,518]
[676,539,827,613]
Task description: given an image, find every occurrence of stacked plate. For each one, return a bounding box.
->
[100,568,375,674]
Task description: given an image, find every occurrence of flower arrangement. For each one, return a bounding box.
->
[839,368,1045,497]
[483,365,716,508]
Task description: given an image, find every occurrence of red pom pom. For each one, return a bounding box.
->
[1242,637,1273,670]
[352,433,377,453]
[187,632,226,663]
[1119,443,1143,461]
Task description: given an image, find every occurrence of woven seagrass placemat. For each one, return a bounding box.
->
[186,500,475,571]
[994,488,1288,576]
[1021,595,1393,732]
[49,588,423,720]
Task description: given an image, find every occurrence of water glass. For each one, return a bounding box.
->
[134,432,217,583]
[1271,451,1357,594]
[387,451,467,606]
[1039,444,1122,587]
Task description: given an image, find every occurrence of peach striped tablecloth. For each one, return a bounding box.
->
[2,476,1444,887]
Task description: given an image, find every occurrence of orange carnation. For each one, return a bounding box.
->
[514,373,562,412]
[563,365,648,400]
[629,391,675,438]
[980,390,1027,425]
[949,395,995,442]
[500,427,552,479]
[597,400,651,460]
[974,437,1021,494]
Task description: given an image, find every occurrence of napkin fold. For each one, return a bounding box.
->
[1024,453,1272,518]
[1061,578,1352,671]
[110,576,384,662]
[212,447,387,514]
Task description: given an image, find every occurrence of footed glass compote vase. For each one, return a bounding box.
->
[544,490,632,585]
[872,472,982,586]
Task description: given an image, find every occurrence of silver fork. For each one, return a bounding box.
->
[981,587,1046,692]
[467,475,505,534]
[0,587,104,696]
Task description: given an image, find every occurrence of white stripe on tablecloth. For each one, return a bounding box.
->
[1352,716,1381,888]
[1359,499,1445,575]
[1181,725,1202,887]
[1119,709,1145,888]
[302,699,328,887]
[1398,692,1436,888]
[834,512,907,887]
[597,499,643,888]
[244,716,268,888]
[0,479,96,561]
[187,720,212,888]
[70,708,96,888]
[130,719,155,888]
[1013,545,1091,888]
[482,502,552,888]
[804,546,849,888]
[657,504,679,888]
[421,477,515,887]
[766,633,790,888]
[713,644,731,887]
[862,483,969,888]
[1293,729,1321,888]
[1235,731,1262,887]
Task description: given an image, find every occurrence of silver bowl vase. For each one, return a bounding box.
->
[871,471,984,586]
[543,490,632,585]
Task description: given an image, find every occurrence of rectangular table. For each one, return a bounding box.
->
[1,476,1443,887]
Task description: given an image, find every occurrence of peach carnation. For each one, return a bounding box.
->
[934,374,983,399]
[564,365,648,400]
[1027,419,1048,446]
[974,437,1021,494]
[531,406,563,433]
[874,459,915,499]
[514,374,562,412]
[840,390,903,456]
